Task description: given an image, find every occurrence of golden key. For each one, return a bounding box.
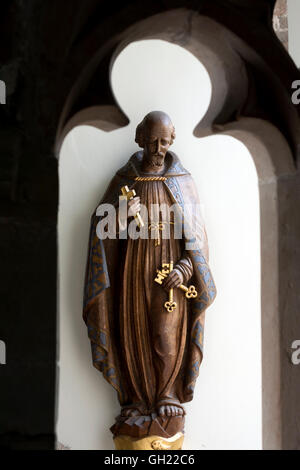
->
[164,289,177,313]
[154,262,197,311]
[155,265,197,299]
[163,261,177,313]
[179,285,198,299]
[121,185,144,228]
[154,263,170,284]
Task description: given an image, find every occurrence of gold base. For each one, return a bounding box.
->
[114,432,184,450]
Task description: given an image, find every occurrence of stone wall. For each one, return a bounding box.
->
[273,0,288,49]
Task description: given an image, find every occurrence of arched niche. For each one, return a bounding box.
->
[58,39,260,450]
[56,8,299,450]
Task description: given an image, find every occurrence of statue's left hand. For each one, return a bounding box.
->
[163,269,183,291]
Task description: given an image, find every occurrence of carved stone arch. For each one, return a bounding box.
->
[56,4,300,160]
[56,10,250,149]
[56,5,300,450]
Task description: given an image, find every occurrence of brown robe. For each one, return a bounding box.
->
[119,179,193,411]
[83,151,216,422]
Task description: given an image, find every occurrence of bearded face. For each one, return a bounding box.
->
[143,123,172,169]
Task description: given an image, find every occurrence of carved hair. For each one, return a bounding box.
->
[135,111,176,148]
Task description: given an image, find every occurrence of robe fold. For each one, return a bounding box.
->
[83,151,216,409]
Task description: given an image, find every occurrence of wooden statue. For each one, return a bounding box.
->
[83,111,216,450]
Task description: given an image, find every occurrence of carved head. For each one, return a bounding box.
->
[135,111,176,168]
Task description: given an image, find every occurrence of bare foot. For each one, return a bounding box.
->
[158,404,185,417]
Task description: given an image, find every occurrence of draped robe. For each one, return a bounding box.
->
[83,151,216,412]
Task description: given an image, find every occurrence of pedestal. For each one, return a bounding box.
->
[114,432,184,450]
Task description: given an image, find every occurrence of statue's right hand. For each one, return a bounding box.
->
[128,197,141,218]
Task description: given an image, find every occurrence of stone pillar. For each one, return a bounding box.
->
[273,0,288,50]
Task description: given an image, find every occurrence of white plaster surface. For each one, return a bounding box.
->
[57,40,262,450]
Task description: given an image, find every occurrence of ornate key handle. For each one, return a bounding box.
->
[164,300,177,313]
[164,278,177,313]
[179,285,198,299]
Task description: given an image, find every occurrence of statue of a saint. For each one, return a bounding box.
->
[83,111,216,449]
